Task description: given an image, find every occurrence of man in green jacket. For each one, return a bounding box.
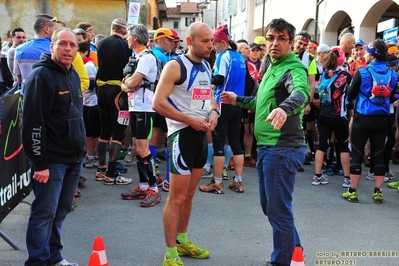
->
[221,18,309,266]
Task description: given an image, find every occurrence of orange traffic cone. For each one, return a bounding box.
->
[290,246,305,266]
[91,236,108,266]
[88,252,101,266]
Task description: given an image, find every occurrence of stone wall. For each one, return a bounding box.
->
[0,0,127,39]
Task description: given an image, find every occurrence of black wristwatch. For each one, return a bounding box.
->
[209,107,220,117]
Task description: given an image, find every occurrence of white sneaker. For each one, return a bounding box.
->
[312,174,329,186]
[342,177,351,188]
[365,171,374,181]
[51,259,78,266]
[366,171,389,182]
[385,171,396,180]
[202,168,213,178]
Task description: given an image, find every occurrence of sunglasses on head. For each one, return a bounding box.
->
[41,16,59,25]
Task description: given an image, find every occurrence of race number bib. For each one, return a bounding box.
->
[117,110,130,125]
[190,88,211,110]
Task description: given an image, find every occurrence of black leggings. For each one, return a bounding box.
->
[96,85,127,142]
[212,104,243,156]
[350,114,388,176]
[369,114,395,173]
[317,113,349,153]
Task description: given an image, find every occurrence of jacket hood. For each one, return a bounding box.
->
[33,53,75,74]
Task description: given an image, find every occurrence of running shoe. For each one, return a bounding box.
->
[78,176,86,188]
[177,240,210,259]
[140,189,161,207]
[74,187,81,198]
[322,168,333,176]
[156,157,162,163]
[162,180,170,192]
[373,191,383,204]
[116,162,128,173]
[70,200,77,211]
[244,156,256,168]
[202,168,213,178]
[298,166,304,172]
[163,254,183,266]
[199,180,224,194]
[51,259,78,266]
[229,180,244,193]
[95,169,107,181]
[312,174,329,186]
[342,189,358,203]
[86,158,98,168]
[156,176,165,187]
[342,177,351,188]
[103,173,132,185]
[385,171,396,180]
[124,151,134,163]
[387,180,399,189]
[121,186,147,200]
[222,167,229,180]
[117,149,127,160]
[82,155,91,166]
[366,171,389,182]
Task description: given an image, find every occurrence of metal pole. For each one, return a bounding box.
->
[261,0,267,36]
[0,230,21,250]
[314,0,319,42]
[214,0,218,29]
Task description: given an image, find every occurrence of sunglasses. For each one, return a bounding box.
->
[41,17,58,25]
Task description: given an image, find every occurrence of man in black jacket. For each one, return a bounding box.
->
[22,28,84,266]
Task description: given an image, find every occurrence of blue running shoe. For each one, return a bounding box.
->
[322,168,333,176]
[116,162,128,173]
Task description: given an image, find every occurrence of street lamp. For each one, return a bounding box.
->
[197,1,209,22]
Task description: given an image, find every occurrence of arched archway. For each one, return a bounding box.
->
[324,11,352,46]
[359,1,399,42]
[304,19,321,42]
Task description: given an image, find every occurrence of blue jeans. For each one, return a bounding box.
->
[25,162,82,266]
[256,146,306,266]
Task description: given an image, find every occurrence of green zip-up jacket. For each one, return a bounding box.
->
[236,52,309,147]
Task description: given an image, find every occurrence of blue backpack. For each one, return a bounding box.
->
[361,67,392,105]
[317,72,339,106]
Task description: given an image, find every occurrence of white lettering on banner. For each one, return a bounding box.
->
[0,169,31,207]
[32,127,42,156]
[190,87,211,110]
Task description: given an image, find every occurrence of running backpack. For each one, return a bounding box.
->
[317,72,339,106]
[122,49,163,92]
[363,67,392,105]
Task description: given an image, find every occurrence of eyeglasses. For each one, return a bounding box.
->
[14,36,26,39]
[41,16,58,25]
[266,36,289,43]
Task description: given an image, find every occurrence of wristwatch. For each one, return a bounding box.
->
[209,107,220,117]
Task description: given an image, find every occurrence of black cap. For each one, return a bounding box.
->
[249,43,261,50]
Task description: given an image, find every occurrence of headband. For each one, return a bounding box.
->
[295,35,310,43]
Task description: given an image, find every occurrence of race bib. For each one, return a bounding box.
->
[190,87,211,110]
[128,92,134,110]
[117,110,130,125]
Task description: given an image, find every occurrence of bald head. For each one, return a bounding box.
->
[340,33,355,55]
[186,22,212,41]
[237,42,250,59]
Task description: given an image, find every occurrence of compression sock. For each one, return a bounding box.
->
[149,145,158,163]
[166,247,179,260]
[224,145,233,167]
[176,232,188,244]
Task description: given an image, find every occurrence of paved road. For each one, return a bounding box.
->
[1,158,399,265]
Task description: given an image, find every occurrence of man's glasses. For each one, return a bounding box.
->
[41,17,58,25]
[266,36,289,43]
[14,36,26,39]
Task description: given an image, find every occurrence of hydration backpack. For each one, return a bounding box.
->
[317,72,339,106]
[122,49,163,92]
[362,67,392,105]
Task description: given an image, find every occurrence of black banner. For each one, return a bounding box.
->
[0,94,31,223]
